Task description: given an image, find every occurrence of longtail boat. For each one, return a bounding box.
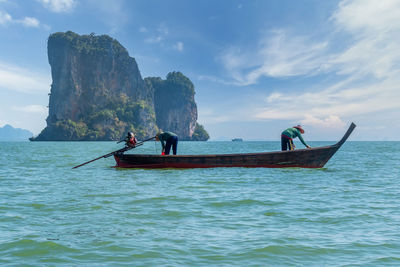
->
[114,122,356,169]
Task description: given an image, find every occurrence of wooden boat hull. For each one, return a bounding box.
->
[114,123,356,169]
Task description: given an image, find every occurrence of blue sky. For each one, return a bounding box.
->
[1,0,399,141]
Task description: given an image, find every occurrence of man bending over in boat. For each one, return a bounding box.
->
[281,125,311,151]
[125,132,137,148]
[156,131,178,155]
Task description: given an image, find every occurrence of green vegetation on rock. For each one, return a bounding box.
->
[191,123,210,141]
[50,31,127,56]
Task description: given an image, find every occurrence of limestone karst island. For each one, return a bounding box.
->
[31,31,209,141]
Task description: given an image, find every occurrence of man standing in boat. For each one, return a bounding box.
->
[281,125,311,151]
[156,131,178,155]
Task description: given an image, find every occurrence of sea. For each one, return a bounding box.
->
[0,141,399,266]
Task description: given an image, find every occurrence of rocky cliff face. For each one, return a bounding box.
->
[145,72,198,140]
[32,31,208,141]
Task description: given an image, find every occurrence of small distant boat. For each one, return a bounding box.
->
[114,123,356,169]
[232,138,243,142]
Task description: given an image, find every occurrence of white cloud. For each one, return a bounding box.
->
[18,17,40,28]
[142,23,185,51]
[266,92,283,103]
[145,35,163,44]
[145,23,169,44]
[0,62,51,93]
[0,10,12,25]
[0,10,41,28]
[255,76,400,128]
[38,0,76,13]
[330,0,400,79]
[219,0,400,86]
[173,41,184,52]
[300,115,346,128]
[217,0,400,132]
[219,30,329,85]
[333,0,400,33]
[12,105,47,114]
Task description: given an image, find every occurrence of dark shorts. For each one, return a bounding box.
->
[281,136,294,151]
[165,136,178,155]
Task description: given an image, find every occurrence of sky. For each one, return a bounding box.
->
[0,0,399,141]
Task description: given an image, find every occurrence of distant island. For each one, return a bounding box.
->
[31,31,209,141]
[0,124,33,141]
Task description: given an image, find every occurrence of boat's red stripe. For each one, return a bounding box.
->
[115,161,322,169]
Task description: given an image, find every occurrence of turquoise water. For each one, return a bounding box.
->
[1,141,400,266]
